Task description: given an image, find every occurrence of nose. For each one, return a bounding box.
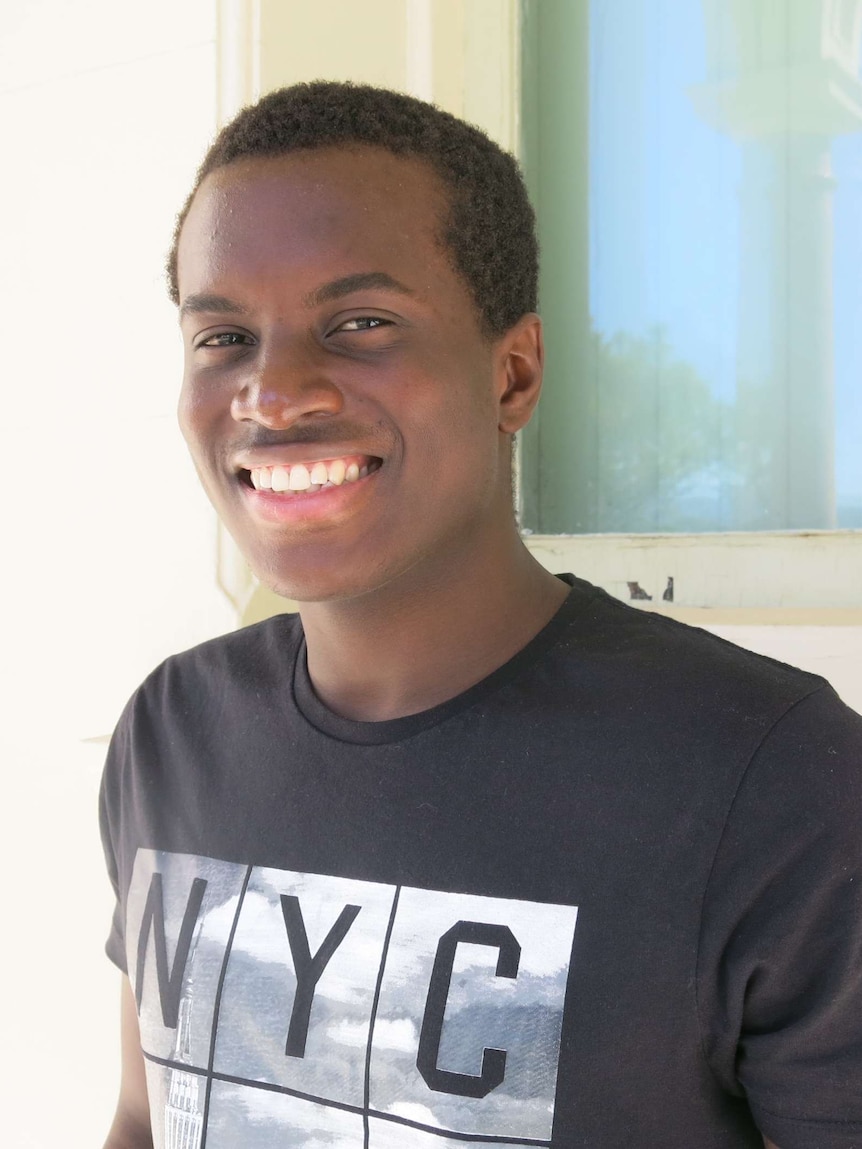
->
[230,345,344,428]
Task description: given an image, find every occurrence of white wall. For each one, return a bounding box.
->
[0,3,235,1144]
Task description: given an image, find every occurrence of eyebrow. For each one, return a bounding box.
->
[178,293,248,320]
[304,272,414,307]
[178,272,414,321]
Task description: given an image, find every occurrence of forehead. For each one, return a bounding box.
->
[176,147,456,302]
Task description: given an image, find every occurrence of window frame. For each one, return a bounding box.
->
[513,0,862,619]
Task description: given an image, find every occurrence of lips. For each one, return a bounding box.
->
[241,454,382,496]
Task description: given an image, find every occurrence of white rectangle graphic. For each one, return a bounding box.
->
[128,851,578,1146]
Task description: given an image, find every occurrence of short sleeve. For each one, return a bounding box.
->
[697,685,862,1147]
[98,701,132,973]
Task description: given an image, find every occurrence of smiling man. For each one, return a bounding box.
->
[100,83,862,1149]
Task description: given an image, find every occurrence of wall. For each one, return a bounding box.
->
[0,3,234,1143]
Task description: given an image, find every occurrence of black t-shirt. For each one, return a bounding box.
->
[100,576,862,1148]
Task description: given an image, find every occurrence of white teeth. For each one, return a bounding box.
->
[288,463,311,491]
[271,466,291,492]
[328,459,346,485]
[250,458,376,494]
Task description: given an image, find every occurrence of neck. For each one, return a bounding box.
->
[298,530,569,722]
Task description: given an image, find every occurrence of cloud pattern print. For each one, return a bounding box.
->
[128,850,580,1149]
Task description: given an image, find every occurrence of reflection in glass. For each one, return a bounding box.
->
[521,0,862,534]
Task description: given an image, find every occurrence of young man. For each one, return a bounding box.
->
[101,83,862,1149]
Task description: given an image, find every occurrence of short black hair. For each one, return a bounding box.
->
[167,81,538,337]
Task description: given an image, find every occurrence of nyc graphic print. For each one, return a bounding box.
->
[127,850,579,1148]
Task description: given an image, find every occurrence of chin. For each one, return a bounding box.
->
[248,553,382,606]
[250,545,423,608]
[260,575,354,604]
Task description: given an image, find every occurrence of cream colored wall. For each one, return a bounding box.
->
[0,3,234,1144]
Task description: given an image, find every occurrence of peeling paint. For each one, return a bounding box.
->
[527,532,862,610]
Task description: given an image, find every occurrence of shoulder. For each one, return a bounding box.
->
[555,576,831,729]
[696,681,862,1121]
[107,612,304,762]
[724,681,862,836]
[140,610,301,704]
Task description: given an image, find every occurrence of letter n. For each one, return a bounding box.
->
[135,872,207,1028]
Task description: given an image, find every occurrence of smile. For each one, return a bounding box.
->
[243,455,382,494]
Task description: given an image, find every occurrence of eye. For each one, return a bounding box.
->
[331,316,393,334]
[195,330,254,349]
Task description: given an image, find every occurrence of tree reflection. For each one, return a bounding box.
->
[591,325,731,532]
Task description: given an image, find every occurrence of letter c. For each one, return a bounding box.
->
[416,920,520,1098]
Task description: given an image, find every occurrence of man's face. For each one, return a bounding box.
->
[176,146,534,603]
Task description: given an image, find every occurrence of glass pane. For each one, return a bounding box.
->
[520,0,862,534]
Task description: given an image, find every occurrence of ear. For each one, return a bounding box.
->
[494,313,544,434]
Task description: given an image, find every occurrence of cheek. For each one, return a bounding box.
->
[408,387,502,498]
[176,387,195,446]
[177,374,221,451]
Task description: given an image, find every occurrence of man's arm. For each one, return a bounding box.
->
[102,976,152,1149]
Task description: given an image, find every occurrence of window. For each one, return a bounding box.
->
[519,0,862,541]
